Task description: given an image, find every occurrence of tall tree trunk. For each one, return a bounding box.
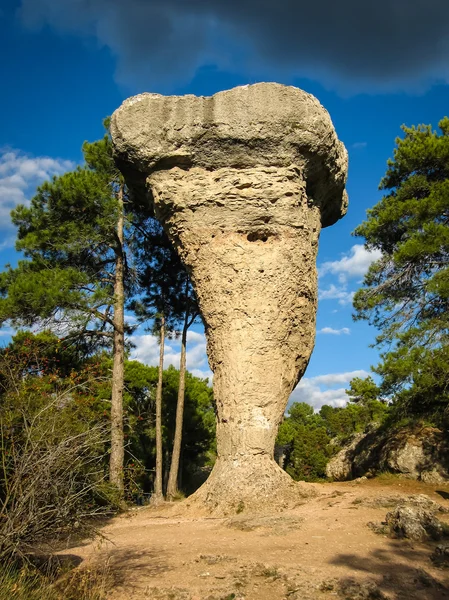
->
[166,292,190,500]
[153,315,165,502]
[110,183,125,496]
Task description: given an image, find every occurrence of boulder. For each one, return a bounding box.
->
[325,432,366,481]
[385,505,445,541]
[326,426,449,482]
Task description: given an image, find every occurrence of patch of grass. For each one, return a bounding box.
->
[0,562,58,600]
[55,563,111,600]
[253,564,281,579]
[0,560,111,600]
[169,490,186,502]
[236,500,245,514]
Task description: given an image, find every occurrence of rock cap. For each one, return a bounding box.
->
[111,82,348,227]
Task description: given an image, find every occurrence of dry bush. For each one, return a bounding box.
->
[0,393,118,562]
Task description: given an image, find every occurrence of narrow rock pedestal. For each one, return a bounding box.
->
[111,83,348,513]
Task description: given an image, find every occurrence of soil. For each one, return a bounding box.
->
[60,478,449,599]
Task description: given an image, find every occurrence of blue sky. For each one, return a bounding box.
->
[1,0,448,410]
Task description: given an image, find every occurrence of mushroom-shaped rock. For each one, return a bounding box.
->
[111,83,348,513]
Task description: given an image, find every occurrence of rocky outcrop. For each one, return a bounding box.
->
[367,495,448,541]
[326,426,449,482]
[325,432,367,481]
[380,505,445,541]
[358,493,449,512]
[111,83,348,512]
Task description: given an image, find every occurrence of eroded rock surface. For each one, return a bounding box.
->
[385,505,445,541]
[326,426,449,483]
[111,83,348,512]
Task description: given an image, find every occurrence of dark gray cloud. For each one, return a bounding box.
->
[18,0,449,92]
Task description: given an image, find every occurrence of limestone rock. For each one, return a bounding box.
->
[431,544,449,567]
[325,432,366,481]
[111,83,348,229]
[381,427,449,481]
[326,426,449,483]
[337,579,388,599]
[359,493,448,513]
[382,432,428,478]
[111,83,347,512]
[385,505,445,541]
[421,469,448,485]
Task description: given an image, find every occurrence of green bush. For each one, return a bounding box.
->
[277,399,390,482]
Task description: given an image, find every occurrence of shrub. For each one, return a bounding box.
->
[0,390,117,562]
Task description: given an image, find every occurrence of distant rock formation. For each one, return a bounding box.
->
[111,83,348,513]
[326,426,449,483]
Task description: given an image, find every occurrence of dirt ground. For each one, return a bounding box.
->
[62,478,449,599]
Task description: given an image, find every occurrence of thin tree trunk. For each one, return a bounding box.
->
[153,315,165,502]
[167,290,190,500]
[178,441,184,490]
[110,183,125,497]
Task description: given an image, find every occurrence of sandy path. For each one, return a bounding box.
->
[61,479,449,599]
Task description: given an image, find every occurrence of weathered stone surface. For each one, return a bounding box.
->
[326,426,449,483]
[326,432,366,481]
[358,493,448,513]
[112,83,348,228]
[111,83,348,511]
[421,469,448,485]
[385,505,445,541]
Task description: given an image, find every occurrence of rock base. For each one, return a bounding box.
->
[184,455,315,516]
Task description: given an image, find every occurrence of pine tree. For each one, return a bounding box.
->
[166,275,199,500]
[133,223,186,501]
[353,117,449,422]
[0,120,153,496]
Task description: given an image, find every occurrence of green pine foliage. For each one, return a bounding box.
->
[276,397,389,482]
[0,124,141,343]
[353,117,449,424]
[122,361,215,496]
[0,332,216,547]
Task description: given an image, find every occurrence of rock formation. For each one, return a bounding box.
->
[111,83,348,513]
[326,426,449,483]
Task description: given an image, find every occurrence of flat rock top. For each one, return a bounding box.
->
[111,83,348,227]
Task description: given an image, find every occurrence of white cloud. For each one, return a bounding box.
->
[0,149,74,230]
[318,326,350,335]
[124,313,138,324]
[311,370,370,386]
[288,369,370,411]
[187,330,206,344]
[318,284,355,305]
[318,244,381,306]
[351,142,367,149]
[319,244,382,282]
[131,330,213,383]
[0,235,15,250]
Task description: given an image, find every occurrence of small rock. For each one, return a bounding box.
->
[385,505,445,541]
[421,469,448,484]
[337,579,387,599]
[367,521,388,535]
[431,544,449,567]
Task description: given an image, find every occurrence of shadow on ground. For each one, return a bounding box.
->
[98,546,172,592]
[330,540,449,599]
